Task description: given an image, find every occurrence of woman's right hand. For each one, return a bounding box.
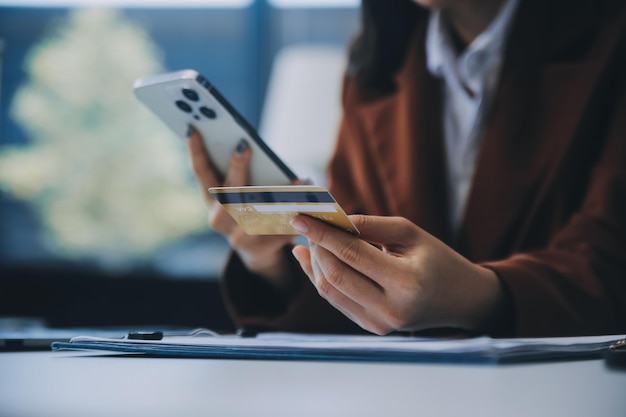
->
[186,128,297,293]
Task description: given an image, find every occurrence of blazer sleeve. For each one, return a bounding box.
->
[482,82,626,337]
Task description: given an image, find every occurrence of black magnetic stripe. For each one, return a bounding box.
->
[213,191,335,204]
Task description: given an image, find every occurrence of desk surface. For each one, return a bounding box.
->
[1,351,625,417]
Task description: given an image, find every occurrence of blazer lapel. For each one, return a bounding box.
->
[359,23,452,244]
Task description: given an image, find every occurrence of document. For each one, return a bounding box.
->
[51,331,626,364]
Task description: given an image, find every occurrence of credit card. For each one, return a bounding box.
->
[209,185,359,235]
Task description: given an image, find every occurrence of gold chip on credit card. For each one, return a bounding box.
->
[208,185,359,235]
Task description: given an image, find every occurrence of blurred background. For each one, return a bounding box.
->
[0,0,359,331]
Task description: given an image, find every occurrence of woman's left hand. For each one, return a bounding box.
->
[290,214,506,335]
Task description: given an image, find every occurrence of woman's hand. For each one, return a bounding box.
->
[187,129,296,292]
[290,214,506,335]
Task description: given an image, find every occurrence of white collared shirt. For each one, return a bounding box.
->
[425,0,520,236]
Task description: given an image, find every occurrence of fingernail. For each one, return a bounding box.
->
[186,124,193,139]
[290,217,308,233]
[236,139,249,155]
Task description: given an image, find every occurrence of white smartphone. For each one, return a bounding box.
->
[133,69,299,186]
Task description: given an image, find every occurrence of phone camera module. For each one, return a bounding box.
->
[182,88,200,102]
[175,100,192,113]
[200,106,217,119]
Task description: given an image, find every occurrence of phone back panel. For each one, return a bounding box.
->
[134,70,297,186]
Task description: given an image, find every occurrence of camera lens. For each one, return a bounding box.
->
[182,88,199,102]
[200,106,217,119]
[175,100,192,113]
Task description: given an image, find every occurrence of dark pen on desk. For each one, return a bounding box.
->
[126,331,164,341]
[125,328,221,341]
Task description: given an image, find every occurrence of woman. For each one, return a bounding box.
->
[188,0,626,337]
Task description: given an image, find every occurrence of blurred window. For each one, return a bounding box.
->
[0,0,357,280]
[269,0,358,7]
[0,0,253,6]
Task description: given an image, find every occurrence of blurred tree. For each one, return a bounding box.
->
[0,8,207,271]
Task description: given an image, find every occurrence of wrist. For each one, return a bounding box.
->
[460,265,511,334]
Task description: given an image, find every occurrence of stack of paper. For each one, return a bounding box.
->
[51,332,625,364]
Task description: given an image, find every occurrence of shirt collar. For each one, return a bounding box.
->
[426,0,520,92]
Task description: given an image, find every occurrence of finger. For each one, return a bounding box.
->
[296,243,356,310]
[309,242,384,306]
[290,215,397,285]
[292,245,313,277]
[307,244,391,335]
[186,127,225,207]
[309,242,325,286]
[185,128,239,233]
[208,204,238,236]
[318,284,387,334]
[223,139,251,186]
[187,127,221,190]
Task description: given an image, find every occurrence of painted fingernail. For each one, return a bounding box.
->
[290,217,308,233]
[236,139,249,154]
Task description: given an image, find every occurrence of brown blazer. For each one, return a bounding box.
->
[222,0,626,337]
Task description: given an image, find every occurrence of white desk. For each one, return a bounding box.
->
[1,351,625,417]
